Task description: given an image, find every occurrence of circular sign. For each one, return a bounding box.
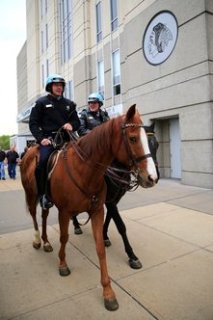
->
[143,11,178,65]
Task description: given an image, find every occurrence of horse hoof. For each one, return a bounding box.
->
[59,266,71,276]
[43,243,53,252]
[104,239,112,247]
[74,227,83,235]
[33,242,41,250]
[104,298,119,311]
[129,258,142,269]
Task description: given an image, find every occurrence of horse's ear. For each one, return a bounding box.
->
[126,104,136,121]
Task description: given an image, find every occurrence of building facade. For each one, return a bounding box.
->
[16,0,213,188]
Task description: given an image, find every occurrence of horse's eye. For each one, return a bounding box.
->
[129,136,137,144]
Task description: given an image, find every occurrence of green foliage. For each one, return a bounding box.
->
[0,135,10,150]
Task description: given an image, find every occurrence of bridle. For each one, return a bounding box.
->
[121,123,152,169]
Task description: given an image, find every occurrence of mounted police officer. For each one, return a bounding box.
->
[72,92,109,234]
[78,92,109,136]
[29,74,80,210]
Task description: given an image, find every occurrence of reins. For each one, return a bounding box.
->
[52,121,153,206]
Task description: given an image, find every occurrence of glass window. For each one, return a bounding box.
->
[64,80,73,100]
[40,0,47,17]
[96,2,102,42]
[59,0,73,64]
[40,0,44,18]
[41,30,44,53]
[110,0,118,31]
[41,64,45,88]
[112,49,121,95]
[46,59,49,77]
[97,60,104,96]
[45,24,48,49]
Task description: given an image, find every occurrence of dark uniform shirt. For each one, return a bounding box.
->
[6,151,19,164]
[29,94,80,143]
[0,150,6,162]
[78,108,109,136]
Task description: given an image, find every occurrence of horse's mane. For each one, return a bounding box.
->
[77,115,122,158]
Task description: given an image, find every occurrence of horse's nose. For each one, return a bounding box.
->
[148,174,158,184]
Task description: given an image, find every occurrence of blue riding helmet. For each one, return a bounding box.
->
[88,92,104,106]
[45,74,66,92]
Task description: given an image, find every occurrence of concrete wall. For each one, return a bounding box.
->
[119,0,213,187]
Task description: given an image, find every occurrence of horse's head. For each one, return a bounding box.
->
[114,104,158,188]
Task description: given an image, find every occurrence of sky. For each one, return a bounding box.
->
[0,0,26,136]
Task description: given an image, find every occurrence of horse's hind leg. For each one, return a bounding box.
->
[28,203,42,250]
[41,209,53,252]
[103,212,112,247]
[105,202,142,269]
[91,209,119,311]
[72,216,83,235]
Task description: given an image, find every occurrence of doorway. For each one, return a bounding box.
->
[169,118,181,178]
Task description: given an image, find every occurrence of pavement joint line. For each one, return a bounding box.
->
[108,277,160,320]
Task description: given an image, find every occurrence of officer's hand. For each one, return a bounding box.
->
[63,123,73,131]
[41,138,52,146]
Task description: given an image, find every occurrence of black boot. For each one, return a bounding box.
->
[35,167,53,210]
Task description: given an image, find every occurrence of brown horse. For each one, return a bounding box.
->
[20,104,158,311]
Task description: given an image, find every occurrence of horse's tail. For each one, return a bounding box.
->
[20,145,40,212]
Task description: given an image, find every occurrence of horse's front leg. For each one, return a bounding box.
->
[106,203,142,269]
[91,208,119,311]
[41,208,53,252]
[58,210,71,276]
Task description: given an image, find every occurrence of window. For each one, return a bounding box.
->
[41,64,45,88]
[40,0,47,18]
[65,80,73,100]
[46,59,49,77]
[59,0,73,63]
[110,0,118,31]
[97,60,104,96]
[40,0,44,18]
[112,49,121,95]
[41,30,44,53]
[45,24,48,49]
[45,0,48,14]
[96,1,102,42]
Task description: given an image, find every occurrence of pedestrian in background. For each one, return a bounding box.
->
[20,146,28,159]
[0,147,6,180]
[6,146,19,179]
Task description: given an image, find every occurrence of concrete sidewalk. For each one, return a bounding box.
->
[0,178,213,319]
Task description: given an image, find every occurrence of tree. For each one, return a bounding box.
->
[0,135,10,150]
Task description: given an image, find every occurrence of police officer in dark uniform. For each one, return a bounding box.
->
[29,74,80,209]
[72,93,109,234]
[78,92,109,136]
